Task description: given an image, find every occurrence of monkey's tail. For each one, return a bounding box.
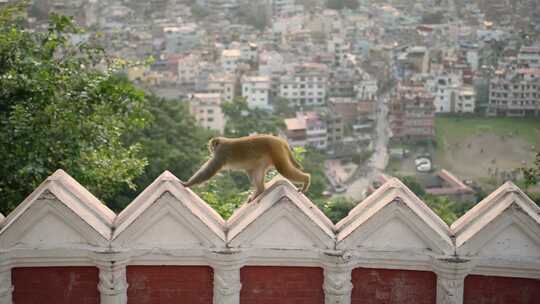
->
[287,148,303,170]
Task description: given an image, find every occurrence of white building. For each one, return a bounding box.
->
[163,24,201,54]
[272,15,304,35]
[279,63,328,107]
[189,93,227,133]
[207,73,236,102]
[426,73,462,113]
[196,0,239,12]
[258,50,285,76]
[489,68,540,117]
[355,75,378,100]
[242,75,271,110]
[518,45,540,68]
[221,49,241,73]
[283,112,328,150]
[177,54,200,85]
[268,0,301,16]
[455,86,476,113]
[327,34,350,66]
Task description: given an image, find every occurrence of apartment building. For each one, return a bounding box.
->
[177,54,200,85]
[488,68,540,117]
[517,45,540,68]
[207,73,236,102]
[425,73,462,113]
[283,112,328,150]
[279,63,328,107]
[221,49,242,73]
[455,86,476,113]
[163,24,201,54]
[241,75,271,110]
[328,97,376,123]
[390,83,436,142]
[189,93,226,133]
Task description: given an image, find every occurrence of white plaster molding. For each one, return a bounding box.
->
[0,213,5,229]
[209,251,243,304]
[452,186,540,278]
[0,191,109,249]
[433,258,474,304]
[336,179,453,257]
[323,266,353,304]
[0,170,114,243]
[452,181,540,238]
[337,178,449,235]
[92,252,130,304]
[113,192,225,250]
[0,264,12,304]
[227,180,335,250]
[113,171,225,246]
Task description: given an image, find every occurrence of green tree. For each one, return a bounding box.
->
[273,97,296,117]
[110,95,216,210]
[326,0,358,10]
[343,0,359,10]
[196,174,249,219]
[323,197,355,223]
[0,5,149,214]
[399,176,426,197]
[423,195,459,225]
[522,152,540,190]
[221,97,283,137]
[302,147,328,204]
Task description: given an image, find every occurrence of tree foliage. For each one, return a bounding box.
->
[522,152,540,189]
[221,97,283,137]
[399,176,426,197]
[110,95,216,210]
[0,5,149,214]
[323,197,355,223]
[326,0,359,10]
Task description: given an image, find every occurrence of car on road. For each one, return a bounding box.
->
[334,184,347,193]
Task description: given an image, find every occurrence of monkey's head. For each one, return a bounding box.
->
[208,137,224,153]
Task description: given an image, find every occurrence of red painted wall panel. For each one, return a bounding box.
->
[127,266,213,304]
[12,267,99,304]
[464,275,540,304]
[240,266,324,304]
[351,268,436,304]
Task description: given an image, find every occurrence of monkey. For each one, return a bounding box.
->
[181,134,310,202]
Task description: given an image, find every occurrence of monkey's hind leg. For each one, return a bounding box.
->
[274,158,311,194]
[182,157,224,188]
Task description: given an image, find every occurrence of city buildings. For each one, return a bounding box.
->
[189,93,227,133]
[241,75,272,110]
[278,63,328,107]
[488,68,540,117]
[283,112,328,150]
[163,24,201,54]
[390,83,436,142]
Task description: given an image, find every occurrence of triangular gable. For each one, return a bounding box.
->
[113,171,226,248]
[336,178,453,254]
[0,170,114,248]
[226,178,335,249]
[452,182,540,256]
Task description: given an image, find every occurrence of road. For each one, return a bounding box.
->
[344,94,390,201]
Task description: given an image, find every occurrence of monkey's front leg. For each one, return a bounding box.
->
[247,166,266,202]
[181,156,224,188]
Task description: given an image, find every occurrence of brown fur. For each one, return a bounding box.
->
[182,134,310,201]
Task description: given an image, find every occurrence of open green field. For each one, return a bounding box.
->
[435,117,540,148]
[434,116,540,184]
